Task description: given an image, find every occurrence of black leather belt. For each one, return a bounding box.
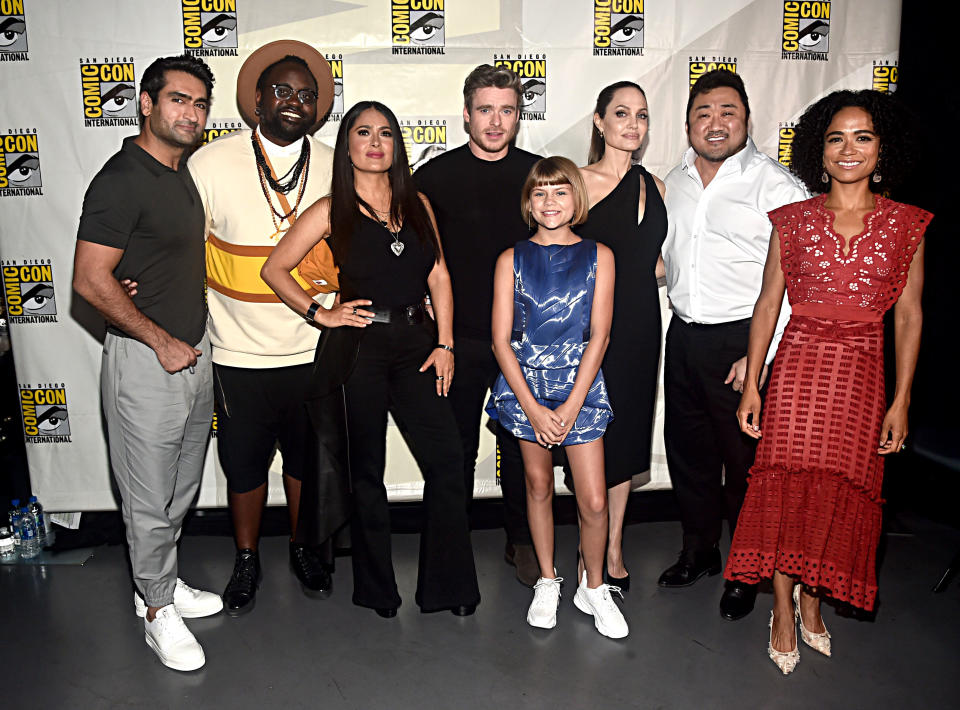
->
[365,302,425,325]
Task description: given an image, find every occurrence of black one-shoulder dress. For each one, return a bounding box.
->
[577,164,667,486]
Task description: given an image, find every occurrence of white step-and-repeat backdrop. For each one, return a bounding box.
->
[0,0,901,511]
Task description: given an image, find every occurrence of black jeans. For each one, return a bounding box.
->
[343,320,480,611]
[664,318,758,553]
[448,336,531,546]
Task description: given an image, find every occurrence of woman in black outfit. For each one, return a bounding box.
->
[262,101,480,618]
[576,81,668,588]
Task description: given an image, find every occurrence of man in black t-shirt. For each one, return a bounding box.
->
[74,55,222,672]
[415,64,541,586]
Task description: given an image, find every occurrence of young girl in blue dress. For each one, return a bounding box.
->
[487,156,627,638]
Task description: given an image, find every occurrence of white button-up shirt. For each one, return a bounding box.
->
[663,138,808,362]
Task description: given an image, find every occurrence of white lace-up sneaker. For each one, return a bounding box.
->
[527,576,563,629]
[144,605,205,671]
[134,578,223,619]
[574,575,629,639]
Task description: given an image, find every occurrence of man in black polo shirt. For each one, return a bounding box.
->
[73,55,222,672]
[415,64,541,586]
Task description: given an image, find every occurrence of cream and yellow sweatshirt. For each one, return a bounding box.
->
[188,128,334,368]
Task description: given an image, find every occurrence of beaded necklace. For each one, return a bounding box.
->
[252,132,311,238]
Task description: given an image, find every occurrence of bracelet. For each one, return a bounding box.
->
[305,302,320,322]
[435,343,454,354]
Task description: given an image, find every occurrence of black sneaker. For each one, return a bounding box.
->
[223,548,261,617]
[289,542,333,599]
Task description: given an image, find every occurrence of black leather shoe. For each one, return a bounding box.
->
[604,570,631,591]
[375,607,398,619]
[223,548,261,617]
[719,581,757,621]
[450,604,477,617]
[657,548,722,588]
[289,542,333,599]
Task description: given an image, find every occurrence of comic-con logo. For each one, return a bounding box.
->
[0,0,28,61]
[593,0,643,56]
[326,54,344,121]
[494,54,547,121]
[0,130,41,197]
[402,119,447,172]
[781,1,830,61]
[2,260,56,323]
[777,122,796,169]
[202,121,242,146]
[182,0,238,57]
[19,384,71,443]
[79,58,139,128]
[392,0,445,55]
[689,57,737,88]
[872,61,897,93]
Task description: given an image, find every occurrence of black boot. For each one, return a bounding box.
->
[223,548,262,617]
[289,541,333,599]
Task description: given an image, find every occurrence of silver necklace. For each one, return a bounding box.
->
[372,208,404,256]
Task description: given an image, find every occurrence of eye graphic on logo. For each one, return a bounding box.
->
[410,12,443,43]
[0,16,25,48]
[37,406,68,433]
[21,283,54,313]
[611,15,643,46]
[334,81,343,97]
[520,79,546,108]
[200,14,237,45]
[101,83,136,116]
[6,154,39,185]
[412,144,446,171]
[798,21,829,51]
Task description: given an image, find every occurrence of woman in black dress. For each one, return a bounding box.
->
[576,81,668,587]
[262,101,480,619]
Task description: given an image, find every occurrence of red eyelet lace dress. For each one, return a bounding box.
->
[724,194,933,610]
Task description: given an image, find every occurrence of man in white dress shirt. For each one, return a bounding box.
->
[658,70,807,621]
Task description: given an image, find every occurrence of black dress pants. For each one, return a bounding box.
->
[664,317,758,553]
[344,319,480,611]
[448,336,531,546]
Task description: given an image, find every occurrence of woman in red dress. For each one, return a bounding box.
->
[724,90,933,674]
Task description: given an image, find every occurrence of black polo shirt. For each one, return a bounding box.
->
[77,136,207,345]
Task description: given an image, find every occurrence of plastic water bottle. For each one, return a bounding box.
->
[18,507,39,559]
[27,496,47,546]
[0,527,15,561]
[7,500,21,550]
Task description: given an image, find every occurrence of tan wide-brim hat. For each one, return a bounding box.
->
[236,39,335,131]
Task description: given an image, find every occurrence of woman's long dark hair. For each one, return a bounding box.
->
[329,100,439,264]
[588,81,646,164]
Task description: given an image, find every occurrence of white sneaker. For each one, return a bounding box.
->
[144,605,205,671]
[574,576,629,639]
[134,578,223,619]
[527,576,563,629]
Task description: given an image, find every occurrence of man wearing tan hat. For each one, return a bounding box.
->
[187,40,347,616]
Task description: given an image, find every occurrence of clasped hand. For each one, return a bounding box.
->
[526,401,576,448]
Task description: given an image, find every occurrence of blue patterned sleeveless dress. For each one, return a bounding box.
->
[486,239,612,445]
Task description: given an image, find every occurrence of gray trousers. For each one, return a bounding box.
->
[101,332,213,607]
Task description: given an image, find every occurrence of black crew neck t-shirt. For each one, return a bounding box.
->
[415,143,541,341]
[77,137,207,345]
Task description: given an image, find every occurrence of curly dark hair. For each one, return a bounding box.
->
[790,89,915,194]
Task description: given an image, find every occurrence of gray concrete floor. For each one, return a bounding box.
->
[3,517,959,709]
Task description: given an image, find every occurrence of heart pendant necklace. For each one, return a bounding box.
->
[374,208,404,256]
[379,220,404,256]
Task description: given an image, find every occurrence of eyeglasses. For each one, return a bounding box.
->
[271,84,319,104]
